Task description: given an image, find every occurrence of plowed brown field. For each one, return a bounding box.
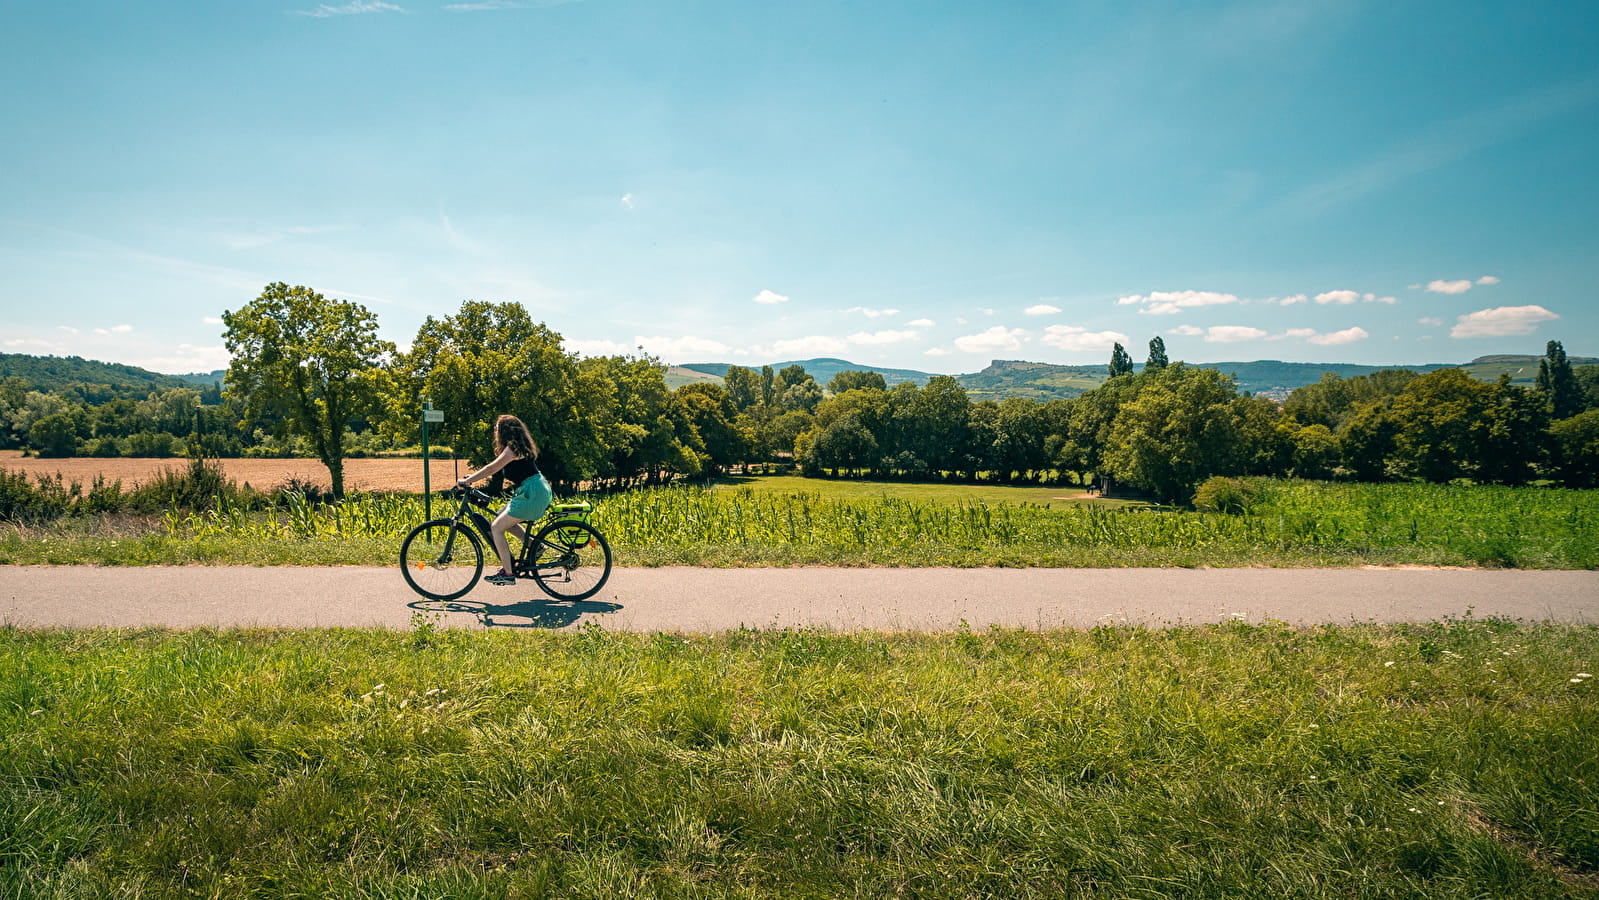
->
[0,455,458,493]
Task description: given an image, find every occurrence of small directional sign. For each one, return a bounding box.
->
[423,409,445,423]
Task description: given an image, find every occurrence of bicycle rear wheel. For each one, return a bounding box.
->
[526,519,612,601]
[400,519,484,600]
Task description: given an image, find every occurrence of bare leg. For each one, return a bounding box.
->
[490,510,526,575]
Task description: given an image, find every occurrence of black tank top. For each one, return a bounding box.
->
[495,455,541,491]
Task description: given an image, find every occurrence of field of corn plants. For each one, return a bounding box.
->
[133,479,1599,569]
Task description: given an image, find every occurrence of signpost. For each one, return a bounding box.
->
[422,401,445,520]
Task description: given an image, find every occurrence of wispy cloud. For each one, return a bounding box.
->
[1041,325,1128,352]
[753,290,789,305]
[907,318,935,328]
[1025,303,1062,316]
[846,330,919,346]
[1476,275,1500,285]
[1427,279,1473,295]
[954,326,1028,354]
[1202,325,1268,343]
[1306,326,1370,346]
[297,1,404,18]
[1451,305,1559,339]
[847,306,900,318]
[1118,290,1241,315]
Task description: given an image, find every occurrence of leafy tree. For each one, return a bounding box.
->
[1549,409,1599,487]
[909,376,972,475]
[778,378,824,413]
[1108,342,1134,378]
[29,411,80,458]
[391,301,598,490]
[804,411,879,475]
[1230,393,1293,476]
[1536,340,1582,419]
[1145,336,1169,371]
[1387,368,1492,483]
[1575,365,1599,412]
[224,283,393,497]
[1290,424,1339,480]
[988,397,1048,482]
[827,370,888,395]
[722,365,761,412]
[1104,364,1243,503]
[1476,376,1548,485]
[672,383,745,475]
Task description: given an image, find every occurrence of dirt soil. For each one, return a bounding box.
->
[0,456,462,493]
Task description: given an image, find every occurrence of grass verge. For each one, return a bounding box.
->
[3,620,1597,898]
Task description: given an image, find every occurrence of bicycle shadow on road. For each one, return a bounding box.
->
[407,595,622,629]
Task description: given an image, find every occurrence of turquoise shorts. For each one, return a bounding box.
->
[505,474,552,521]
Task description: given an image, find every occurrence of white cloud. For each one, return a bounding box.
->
[1418,317,1444,326]
[954,326,1028,354]
[636,335,734,359]
[1040,325,1129,352]
[907,318,935,328]
[1277,328,1318,339]
[58,326,80,335]
[125,345,231,374]
[5,338,57,350]
[297,1,403,17]
[846,330,919,346]
[1118,290,1241,315]
[1307,326,1370,346]
[1025,303,1062,316]
[1427,279,1474,295]
[979,308,996,316]
[620,193,635,210]
[924,347,951,357]
[1169,325,1205,337]
[847,306,900,318]
[203,317,224,326]
[1270,294,1309,306]
[1451,305,1560,338]
[753,289,789,305]
[1315,290,1361,305]
[1372,295,1398,304]
[564,338,637,358]
[1476,275,1500,285]
[93,325,134,336]
[1203,326,1268,343]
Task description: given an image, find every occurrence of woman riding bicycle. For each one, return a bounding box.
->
[455,414,552,585]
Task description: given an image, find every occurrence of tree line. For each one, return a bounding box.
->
[5,284,1597,500]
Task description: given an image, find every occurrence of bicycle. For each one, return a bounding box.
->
[399,486,612,602]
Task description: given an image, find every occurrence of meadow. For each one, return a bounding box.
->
[1,474,1595,569]
[3,620,1595,898]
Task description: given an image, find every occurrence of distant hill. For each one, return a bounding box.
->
[0,352,216,397]
[671,353,1596,401]
[679,358,936,389]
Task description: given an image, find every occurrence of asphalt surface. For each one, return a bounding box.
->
[3,566,1596,632]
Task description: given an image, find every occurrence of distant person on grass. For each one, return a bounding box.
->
[455,414,552,585]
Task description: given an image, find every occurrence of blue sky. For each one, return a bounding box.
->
[2,0,1596,375]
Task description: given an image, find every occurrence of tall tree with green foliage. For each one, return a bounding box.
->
[1108,342,1135,378]
[1536,340,1582,420]
[827,370,888,395]
[223,283,394,497]
[1104,364,1244,503]
[391,301,597,489]
[1145,336,1169,370]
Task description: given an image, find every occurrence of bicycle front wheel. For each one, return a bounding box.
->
[400,519,484,600]
[527,519,612,601]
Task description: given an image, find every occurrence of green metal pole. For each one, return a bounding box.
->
[422,402,431,521]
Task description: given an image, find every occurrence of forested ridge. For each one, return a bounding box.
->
[3,286,1596,501]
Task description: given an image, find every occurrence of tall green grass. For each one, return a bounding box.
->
[3,621,1595,898]
[1,479,1595,568]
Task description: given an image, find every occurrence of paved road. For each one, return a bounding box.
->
[3,566,1596,631]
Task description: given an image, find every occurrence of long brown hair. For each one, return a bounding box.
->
[493,414,538,459]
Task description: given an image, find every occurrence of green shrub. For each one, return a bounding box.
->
[1192,476,1259,514]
